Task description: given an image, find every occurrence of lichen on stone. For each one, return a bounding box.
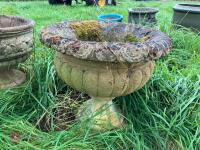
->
[124,34,150,43]
[140,35,150,43]
[69,21,103,42]
[124,34,139,42]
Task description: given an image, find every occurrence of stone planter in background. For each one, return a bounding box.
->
[0,15,34,89]
[128,7,159,26]
[41,21,172,130]
[173,4,200,31]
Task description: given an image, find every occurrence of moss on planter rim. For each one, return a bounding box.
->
[124,34,139,42]
[70,21,150,43]
[41,21,172,63]
[124,34,150,43]
[69,21,103,42]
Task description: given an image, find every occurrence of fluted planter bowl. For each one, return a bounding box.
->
[0,15,34,89]
[41,21,172,130]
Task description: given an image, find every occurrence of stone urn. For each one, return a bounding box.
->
[128,7,159,26]
[40,21,172,130]
[173,4,200,31]
[0,15,34,89]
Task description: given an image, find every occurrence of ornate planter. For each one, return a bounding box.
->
[173,4,200,31]
[0,15,34,89]
[41,21,172,130]
[128,7,159,26]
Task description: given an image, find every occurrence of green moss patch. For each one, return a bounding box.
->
[124,34,150,43]
[124,34,139,42]
[69,21,103,42]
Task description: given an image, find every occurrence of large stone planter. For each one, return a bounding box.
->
[173,4,200,31]
[128,7,159,26]
[40,21,172,130]
[0,15,34,89]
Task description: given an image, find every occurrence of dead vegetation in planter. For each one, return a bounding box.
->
[69,21,103,42]
[36,90,90,132]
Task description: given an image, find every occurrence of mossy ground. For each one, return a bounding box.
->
[0,0,199,149]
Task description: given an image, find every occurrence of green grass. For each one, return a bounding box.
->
[0,0,200,149]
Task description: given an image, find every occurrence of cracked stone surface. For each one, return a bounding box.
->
[0,33,33,61]
[0,15,34,67]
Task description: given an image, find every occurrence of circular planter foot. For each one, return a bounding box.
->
[79,97,123,131]
[0,69,26,89]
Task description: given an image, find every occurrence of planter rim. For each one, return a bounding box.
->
[0,15,34,36]
[128,7,159,14]
[173,4,200,14]
[40,21,172,63]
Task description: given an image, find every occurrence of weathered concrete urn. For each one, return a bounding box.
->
[40,21,172,130]
[0,15,34,89]
[173,4,200,31]
[128,7,159,26]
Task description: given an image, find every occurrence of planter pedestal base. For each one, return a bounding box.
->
[79,97,123,130]
[0,69,26,89]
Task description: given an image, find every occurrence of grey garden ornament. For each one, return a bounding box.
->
[0,15,34,89]
[128,7,159,26]
[173,4,200,31]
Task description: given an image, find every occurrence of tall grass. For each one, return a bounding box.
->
[0,0,199,149]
